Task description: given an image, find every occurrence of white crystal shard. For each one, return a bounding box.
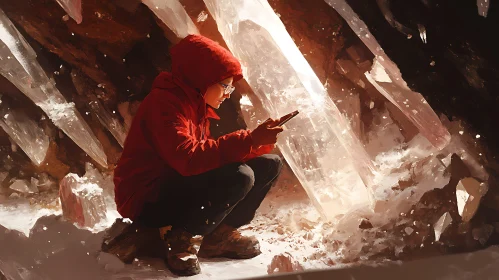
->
[30,173,56,192]
[59,173,107,228]
[477,0,490,17]
[9,179,38,194]
[267,253,304,274]
[55,0,83,24]
[197,11,209,23]
[88,99,127,147]
[204,0,377,220]
[456,183,471,218]
[0,172,7,183]
[418,24,427,44]
[0,106,49,165]
[456,177,486,222]
[325,0,451,150]
[404,227,414,235]
[0,9,108,167]
[434,212,452,241]
[142,0,199,38]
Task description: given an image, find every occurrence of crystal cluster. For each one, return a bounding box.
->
[0,9,107,167]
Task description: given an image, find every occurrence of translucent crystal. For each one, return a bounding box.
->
[0,172,7,183]
[9,179,38,194]
[456,177,486,222]
[204,0,377,220]
[477,0,490,17]
[417,24,428,44]
[267,253,304,274]
[375,0,412,36]
[325,0,451,150]
[142,0,199,38]
[434,212,452,241]
[404,227,414,235]
[88,99,127,147]
[0,106,49,165]
[59,173,107,228]
[0,9,107,167]
[55,0,83,24]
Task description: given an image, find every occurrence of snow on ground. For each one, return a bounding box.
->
[0,163,334,280]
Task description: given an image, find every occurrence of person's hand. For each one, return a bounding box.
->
[250,118,284,148]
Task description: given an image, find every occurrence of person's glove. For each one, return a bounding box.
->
[250,118,284,148]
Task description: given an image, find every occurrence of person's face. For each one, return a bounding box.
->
[204,77,234,109]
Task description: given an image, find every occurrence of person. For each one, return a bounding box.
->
[113,34,284,276]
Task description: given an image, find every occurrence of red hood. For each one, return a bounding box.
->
[152,34,243,96]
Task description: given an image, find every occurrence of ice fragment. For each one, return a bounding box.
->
[434,212,452,241]
[9,179,38,194]
[267,253,304,274]
[456,177,487,222]
[197,11,209,22]
[404,227,414,235]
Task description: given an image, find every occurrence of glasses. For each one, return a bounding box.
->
[219,82,235,95]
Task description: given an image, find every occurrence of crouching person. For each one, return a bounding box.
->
[113,34,284,276]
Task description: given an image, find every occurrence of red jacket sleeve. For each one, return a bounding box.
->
[147,97,254,176]
[242,144,275,162]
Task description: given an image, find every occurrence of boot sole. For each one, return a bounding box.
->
[198,248,262,259]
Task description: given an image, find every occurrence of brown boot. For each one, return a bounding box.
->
[198,224,261,259]
[101,219,161,263]
[161,226,201,276]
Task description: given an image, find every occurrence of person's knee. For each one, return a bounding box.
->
[261,154,283,177]
[231,164,255,199]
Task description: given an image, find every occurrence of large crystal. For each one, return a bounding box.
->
[55,0,83,24]
[204,0,376,219]
[0,9,108,168]
[59,173,107,228]
[456,177,487,222]
[0,105,49,165]
[325,0,451,150]
[142,0,199,38]
[88,99,127,147]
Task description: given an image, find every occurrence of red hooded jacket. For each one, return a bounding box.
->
[114,35,273,220]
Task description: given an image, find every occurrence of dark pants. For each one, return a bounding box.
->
[137,154,283,236]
